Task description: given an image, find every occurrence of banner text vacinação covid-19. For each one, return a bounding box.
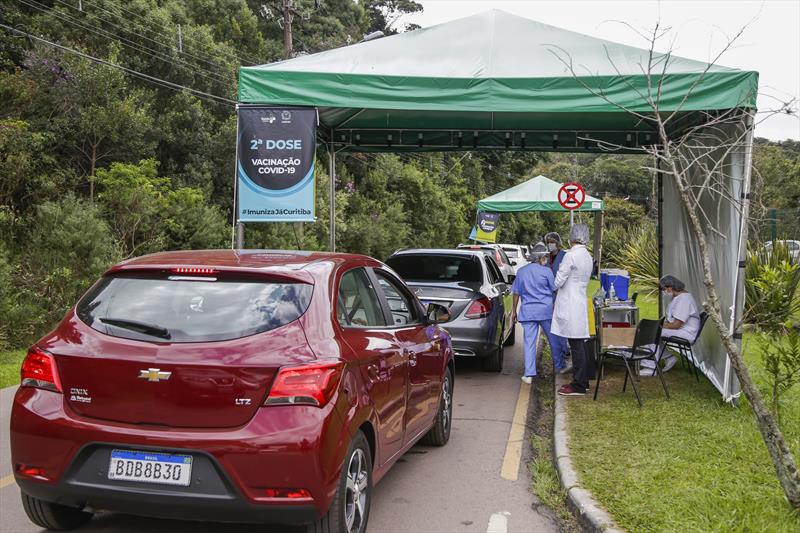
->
[237,107,316,222]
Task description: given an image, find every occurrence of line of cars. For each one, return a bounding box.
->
[10,244,529,532]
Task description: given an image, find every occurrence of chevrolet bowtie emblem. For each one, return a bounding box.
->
[138,368,172,382]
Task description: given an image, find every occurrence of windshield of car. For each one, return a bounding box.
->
[386,255,482,283]
[77,275,313,342]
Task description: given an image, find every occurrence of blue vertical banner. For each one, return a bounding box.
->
[237,106,316,222]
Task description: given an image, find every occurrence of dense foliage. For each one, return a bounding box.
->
[0,1,796,349]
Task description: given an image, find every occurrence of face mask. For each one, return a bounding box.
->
[547,243,557,252]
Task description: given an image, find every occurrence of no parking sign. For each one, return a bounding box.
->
[557,182,585,210]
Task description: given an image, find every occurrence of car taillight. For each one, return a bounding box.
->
[20,347,62,393]
[465,297,492,319]
[265,360,344,407]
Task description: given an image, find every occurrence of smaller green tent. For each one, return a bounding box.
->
[477,175,603,212]
[476,175,604,265]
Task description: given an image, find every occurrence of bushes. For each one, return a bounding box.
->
[610,224,660,294]
[0,160,228,347]
[745,243,800,327]
[0,197,120,347]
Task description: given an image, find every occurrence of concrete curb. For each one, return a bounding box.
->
[553,373,625,533]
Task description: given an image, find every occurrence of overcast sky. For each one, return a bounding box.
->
[401,0,799,141]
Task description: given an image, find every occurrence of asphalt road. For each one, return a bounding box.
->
[1,324,558,533]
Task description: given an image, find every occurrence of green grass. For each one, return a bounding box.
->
[0,348,26,388]
[567,286,800,532]
[527,344,579,531]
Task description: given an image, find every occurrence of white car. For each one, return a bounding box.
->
[765,240,800,263]
[457,244,516,283]
[498,244,529,275]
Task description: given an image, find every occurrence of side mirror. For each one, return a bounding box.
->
[506,274,516,284]
[509,260,517,266]
[426,303,450,324]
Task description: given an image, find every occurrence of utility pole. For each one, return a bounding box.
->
[260,1,320,246]
[281,0,294,59]
[261,1,319,59]
[177,24,183,53]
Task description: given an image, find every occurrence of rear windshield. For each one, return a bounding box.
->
[502,247,519,258]
[77,275,312,343]
[387,255,482,283]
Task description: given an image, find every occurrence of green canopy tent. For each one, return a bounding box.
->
[237,10,758,401]
[476,174,605,266]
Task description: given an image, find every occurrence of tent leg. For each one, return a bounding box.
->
[725,112,755,401]
[593,211,603,273]
[657,158,663,314]
[329,136,336,252]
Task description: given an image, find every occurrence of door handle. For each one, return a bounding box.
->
[408,350,417,367]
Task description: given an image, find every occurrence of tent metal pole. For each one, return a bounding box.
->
[657,158,663,314]
[329,132,336,252]
[593,210,603,273]
[725,111,756,402]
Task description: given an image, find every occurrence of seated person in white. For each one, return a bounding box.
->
[641,275,701,376]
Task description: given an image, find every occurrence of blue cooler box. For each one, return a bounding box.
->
[601,269,630,300]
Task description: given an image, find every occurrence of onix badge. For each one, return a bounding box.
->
[138,368,172,382]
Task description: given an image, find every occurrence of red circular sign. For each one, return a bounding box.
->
[558,182,586,210]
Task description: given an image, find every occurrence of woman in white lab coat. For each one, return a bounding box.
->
[552,224,594,396]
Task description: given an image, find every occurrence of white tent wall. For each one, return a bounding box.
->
[661,115,754,401]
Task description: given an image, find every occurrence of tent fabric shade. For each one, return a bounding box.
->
[477,175,604,213]
[238,10,758,151]
[235,9,756,401]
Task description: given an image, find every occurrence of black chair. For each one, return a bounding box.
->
[662,311,709,382]
[630,292,638,304]
[593,318,668,407]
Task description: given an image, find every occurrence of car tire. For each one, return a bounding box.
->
[483,325,505,372]
[307,431,372,533]
[21,492,93,531]
[504,323,516,346]
[420,368,453,446]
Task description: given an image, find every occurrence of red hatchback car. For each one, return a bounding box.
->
[11,250,454,533]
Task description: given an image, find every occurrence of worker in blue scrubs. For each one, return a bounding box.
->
[511,242,564,383]
[545,231,570,373]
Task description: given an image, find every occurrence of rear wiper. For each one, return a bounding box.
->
[99,317,171,340]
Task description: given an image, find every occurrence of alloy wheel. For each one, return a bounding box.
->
[344,448,368,533]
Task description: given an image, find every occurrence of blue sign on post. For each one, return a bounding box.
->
[237,106,316,222]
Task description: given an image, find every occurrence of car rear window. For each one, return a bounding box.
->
[502,247,519,258]
[387,255,482,283]
[77,275,312,342]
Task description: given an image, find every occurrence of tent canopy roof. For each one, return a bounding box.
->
[239,10,758,151]
[477,175,604,213]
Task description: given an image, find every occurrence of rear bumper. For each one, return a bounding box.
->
[10,387,348,524]
[444,316,498,358]
[17,476,318,525]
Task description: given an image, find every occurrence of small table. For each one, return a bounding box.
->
[594,300,641,377]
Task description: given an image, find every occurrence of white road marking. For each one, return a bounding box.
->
[486,511,510,533]
[500,380,531,480]
[0,473,15,489]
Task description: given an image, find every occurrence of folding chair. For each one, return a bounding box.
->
[593,318,668,407]
[662,311,709,382]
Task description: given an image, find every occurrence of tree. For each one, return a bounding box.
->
[362,0,423,35]
[551,22,800,508]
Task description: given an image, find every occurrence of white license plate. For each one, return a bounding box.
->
[108,450,193,486]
